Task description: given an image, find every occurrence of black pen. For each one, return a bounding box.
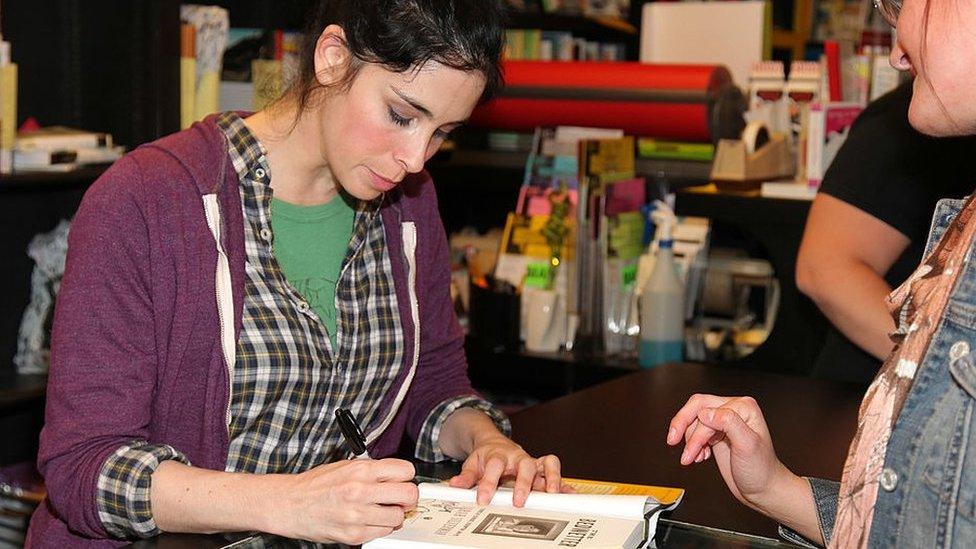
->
[335,408,371,459]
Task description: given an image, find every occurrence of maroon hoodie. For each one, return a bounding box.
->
[27,115,479,546]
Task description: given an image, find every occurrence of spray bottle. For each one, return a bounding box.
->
[638,202,685,368]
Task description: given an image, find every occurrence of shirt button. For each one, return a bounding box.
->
[950,341,970,361]
[259,228,272,242]
[880,468,898,492]
[254,168,266,179]
[297,301,311,313]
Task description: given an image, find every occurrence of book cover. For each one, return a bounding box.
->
[636,139,714,162]
[363,482,683,549]
[505,30,525,61]
[806,102,862,187]
[181,24,197,129]
[523,29,542,61]
[0,62,16,173]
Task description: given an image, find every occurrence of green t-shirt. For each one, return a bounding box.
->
[270,193,356,348]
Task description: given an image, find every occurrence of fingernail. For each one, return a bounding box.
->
[667,427,676,443]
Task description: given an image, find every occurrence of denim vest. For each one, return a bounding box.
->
[867,197,976,547]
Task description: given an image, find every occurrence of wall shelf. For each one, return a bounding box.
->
[0,165,108,193]
[507,11,637,38]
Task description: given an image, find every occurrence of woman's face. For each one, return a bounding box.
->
[316,57,485,201]
[891,0,976,135]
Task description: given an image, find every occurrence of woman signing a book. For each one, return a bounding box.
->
[669,0,976,546]
[28,0,567,545]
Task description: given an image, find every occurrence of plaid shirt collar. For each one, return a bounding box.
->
[216,111,384,217]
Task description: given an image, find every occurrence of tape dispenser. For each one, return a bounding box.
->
[709,120,795,190]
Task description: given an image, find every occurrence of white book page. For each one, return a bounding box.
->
[364,497,645,549]
[419,483,653,521]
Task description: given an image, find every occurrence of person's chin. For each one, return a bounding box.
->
[346,185,383,201]
[337,173,379,201]
[908,97,959,137]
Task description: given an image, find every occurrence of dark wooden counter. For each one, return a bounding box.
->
[510,362,864,539]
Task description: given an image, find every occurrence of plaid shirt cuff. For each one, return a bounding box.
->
[96,441,190,538]
[415,395,512,463]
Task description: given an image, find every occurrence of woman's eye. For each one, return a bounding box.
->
[388,107,411,127]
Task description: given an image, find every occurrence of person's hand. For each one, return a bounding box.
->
[666,394,796,512]
[448,434,571,507]
[269,458,418,544]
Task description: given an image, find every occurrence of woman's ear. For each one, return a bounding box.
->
[313,24,350,87]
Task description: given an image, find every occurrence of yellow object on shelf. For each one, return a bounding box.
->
[0,62,17,173]
[180,58,196,129]
[180,23,196,129]
[195,71,220,121]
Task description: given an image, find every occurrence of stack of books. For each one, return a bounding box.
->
[12,126,123,173]
[504,29,626,61]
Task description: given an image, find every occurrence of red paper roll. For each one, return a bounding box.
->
[470,61,744,143]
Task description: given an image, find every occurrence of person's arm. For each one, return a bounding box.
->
[38,157,179,539]
[796,193,910,360]
[150,458,418,545]
[667,395,824,545]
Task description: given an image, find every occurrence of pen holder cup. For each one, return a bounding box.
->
[468,282,521,353]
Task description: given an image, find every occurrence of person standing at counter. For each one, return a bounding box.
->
[28,0,566,546]
[796,81,976,384]
[670,0,976,546]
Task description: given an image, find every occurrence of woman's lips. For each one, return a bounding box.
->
[368,169,397,192]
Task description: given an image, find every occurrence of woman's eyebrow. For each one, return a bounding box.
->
[391,86,433,118]
[390,86,469,126]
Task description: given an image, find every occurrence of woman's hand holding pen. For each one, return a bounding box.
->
[269,458,418,545]
[666,394,803,514]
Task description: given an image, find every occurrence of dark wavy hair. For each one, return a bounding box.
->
[289,0,505,115]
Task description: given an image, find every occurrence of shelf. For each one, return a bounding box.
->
[0,165,108,193]
[431,148,712,185]
[507,11,637,41]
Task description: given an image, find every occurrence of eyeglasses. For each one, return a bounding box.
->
[873,0,902,27]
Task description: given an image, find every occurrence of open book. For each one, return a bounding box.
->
[363,478,683,549]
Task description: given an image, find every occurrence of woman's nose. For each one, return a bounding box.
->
[394,137,427,174]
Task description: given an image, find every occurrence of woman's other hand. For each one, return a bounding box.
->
[449,434,571,507]
[667,394,795,512]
